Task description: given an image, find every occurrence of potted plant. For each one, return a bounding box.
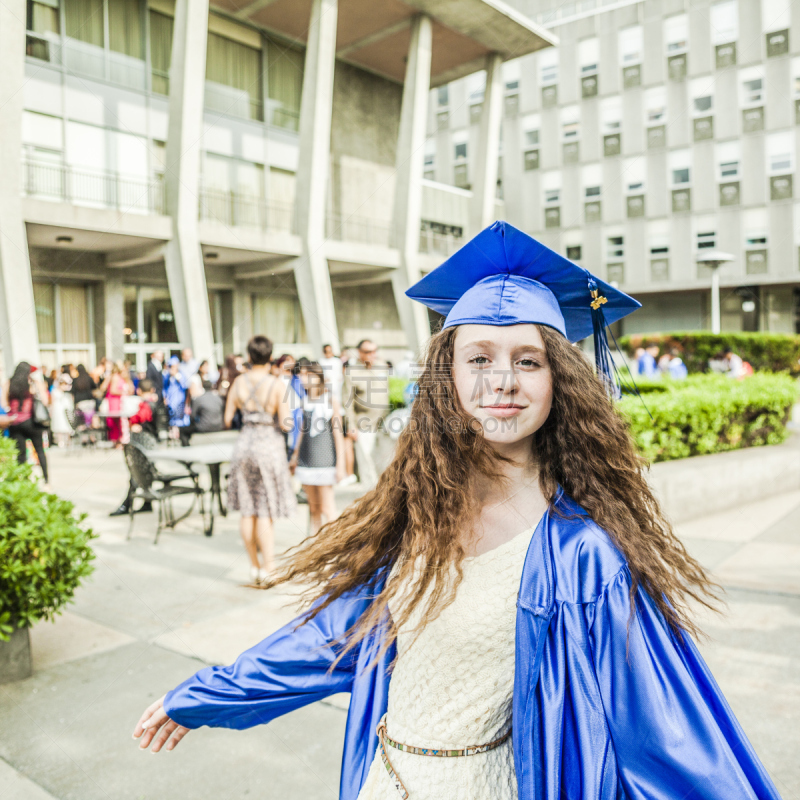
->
[0,437,95,683]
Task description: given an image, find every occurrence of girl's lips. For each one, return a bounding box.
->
[482,405,525,417]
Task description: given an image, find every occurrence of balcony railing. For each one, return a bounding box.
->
[326,213,396,248]
[199,188,294,233]
[22,160,165,215]
[418,228,465,257]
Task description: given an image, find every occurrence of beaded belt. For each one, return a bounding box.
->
[376,714,512,799]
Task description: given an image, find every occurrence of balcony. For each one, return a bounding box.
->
[326,213,395,248]
[22,160,165,215]
[418,226,464,257]
[199,188,294,233]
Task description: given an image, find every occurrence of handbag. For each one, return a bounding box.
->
[33,396,51,428]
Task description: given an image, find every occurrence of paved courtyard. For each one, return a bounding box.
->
[1,443,799,799]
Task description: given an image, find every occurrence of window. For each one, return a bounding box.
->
[664,14,688,53]
[566,245,582,261]
[65,0,104,46]
[746,231,767,246]
[454,142,467,161]
[437,86,449,106]
[645,87,667,125]
[607,235,624,260]
[108,0,144,59]
[601,97,622,133]
[33,282,94,370]
[579,38,599,75]
[767,131,794,173]
[561,106,580,141]
[619,26,642,64]
[466,72,485,104]
[503,60,520,93]
[540,49,558,85]
[670,149,692,185]
[545,188,560,204]
[206,30,264,122]
[26,0,60,60]
[694,95,713,114]
[794,56,800,97]
[720,160,739,178]
[583,163,602,198]
[623,157,645,194]
[266,39,304,131]
[650,237,670,256]
[711,0,738,43]
[762,0,790,33]
[525,129,539,147]
[697,230,716,250]
[149,10,173,95]
[740,67,764,106]
[505,80,519,92]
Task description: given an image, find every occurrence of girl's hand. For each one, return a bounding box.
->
[132,695,191,753]
[335,465,346,484]
[288,457,297,475]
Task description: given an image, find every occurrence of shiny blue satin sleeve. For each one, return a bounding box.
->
[163,589,372,731]
[588,567,782,800]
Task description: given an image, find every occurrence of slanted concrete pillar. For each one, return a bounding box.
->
[470,52,504,234]
[104,278,126,362]
[0,0,40,377]
[293,0,340,356]
[163,0,216,366]
[391,14,433,359]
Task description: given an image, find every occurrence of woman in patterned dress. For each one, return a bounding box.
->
[224,335,296,584]
[289,362,346,534]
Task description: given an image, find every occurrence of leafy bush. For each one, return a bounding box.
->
[619,373,798,462]
[389,377,409,410]
[0,437,95,641]
[619,332,800,375]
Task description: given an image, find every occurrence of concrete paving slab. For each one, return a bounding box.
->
[714,542,800,595]
[30,612,136,671]
[675,491,800,543]
[0,643,345,800]
[0,757,59,800]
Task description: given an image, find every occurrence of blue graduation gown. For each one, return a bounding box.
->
[163,491,782,800]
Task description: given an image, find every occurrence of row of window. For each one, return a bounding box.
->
[561,220,776,282]
[533,0,791,97]
[25,0,303,129]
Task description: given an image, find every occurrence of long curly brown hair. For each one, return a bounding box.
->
[266,325,718,657]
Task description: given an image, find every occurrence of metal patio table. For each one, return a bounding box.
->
[148,442,234,536]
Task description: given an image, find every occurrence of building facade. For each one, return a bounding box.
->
[0,0,552,376]
[431,0,800,335]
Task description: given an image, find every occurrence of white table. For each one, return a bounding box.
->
[148,443,235,535]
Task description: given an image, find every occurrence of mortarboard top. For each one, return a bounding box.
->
[406,221,641,343]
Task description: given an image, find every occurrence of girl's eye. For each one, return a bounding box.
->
[518,359,542,368]
[468,355,490,365]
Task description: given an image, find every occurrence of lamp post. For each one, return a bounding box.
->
[695,250,735,335]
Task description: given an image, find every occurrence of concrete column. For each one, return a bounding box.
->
[0,0,40,377]
[163,0,217,367]
[391,14,433,359]
[470,52,503,235]
[104,278,126,362]
[293,0,340,356]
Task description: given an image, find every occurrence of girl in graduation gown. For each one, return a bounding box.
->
[133,222,782,800]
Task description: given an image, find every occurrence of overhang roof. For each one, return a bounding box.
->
[209,0,557,87]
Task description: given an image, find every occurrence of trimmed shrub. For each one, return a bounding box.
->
[0,438,96,641]
[619,332,800,375]
[389,377,408,410]
[618,373,798,462]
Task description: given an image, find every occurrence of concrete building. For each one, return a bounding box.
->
[0,0,553,376]
[432,0,800,335]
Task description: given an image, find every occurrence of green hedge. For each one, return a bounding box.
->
[0,438,96,641]
[619,332,800,375]
[618,373,798,462]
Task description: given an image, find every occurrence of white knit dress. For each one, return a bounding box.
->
[356,524,537,800]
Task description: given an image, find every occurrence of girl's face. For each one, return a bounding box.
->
[452,323,553,450]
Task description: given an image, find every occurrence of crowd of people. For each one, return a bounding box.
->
[0,336,395,583]
[634,343,753,380]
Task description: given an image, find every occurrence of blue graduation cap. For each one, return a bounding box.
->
[406,221,641,395]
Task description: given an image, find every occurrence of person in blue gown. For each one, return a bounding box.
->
[133,222,782,800]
